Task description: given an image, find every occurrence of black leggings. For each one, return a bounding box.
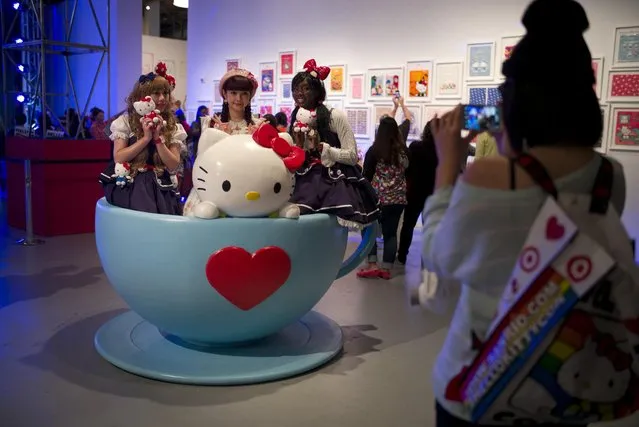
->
[436,402,585,427]
[397,196,426,259]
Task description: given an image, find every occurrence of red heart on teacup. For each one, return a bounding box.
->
[205,246,291,310]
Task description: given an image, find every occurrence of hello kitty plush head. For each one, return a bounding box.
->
[294,108,316,130]
[556,335,632,403]
[134,96,155,116]
[114,162,131,176]
[191,124,305,218]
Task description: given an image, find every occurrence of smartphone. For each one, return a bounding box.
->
[462,104,501,132]
[394,91,401,98]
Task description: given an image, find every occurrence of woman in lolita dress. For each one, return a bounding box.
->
[289,59,380,229]
[182,69,263,215]
[99,62,187,215]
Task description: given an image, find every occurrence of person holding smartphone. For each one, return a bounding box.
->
[420,1,628,425]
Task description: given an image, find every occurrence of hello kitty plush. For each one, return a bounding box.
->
[185,124,305,220]
[293,107,317,138]
[112,162,133,187]
[133,96,167,128]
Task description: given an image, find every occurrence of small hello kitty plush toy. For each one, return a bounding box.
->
[293,107,317,138]
[112,162,133,187]
[133,96,167,128]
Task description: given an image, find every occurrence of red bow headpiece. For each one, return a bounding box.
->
[303,59,330,81]
[252,124,305,172]
[154,62,176,89]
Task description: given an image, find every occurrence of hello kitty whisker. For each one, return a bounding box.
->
[199,166,209,174]
[196,187,206,191]
[197,178,206,182]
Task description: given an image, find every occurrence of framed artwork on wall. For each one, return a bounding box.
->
[397,105,422,141]
[327,64,347,97]
[280,79,293,102]
[226,58,241,71]
[466,42,496,81]
[434,60,463,100]
[422,105,455,126]
[405,60,433,102]
[607,70,639,102]
[465,84,501,105]
[612,26,639,69]
[213,80,223,104]
[142,52,154,74]
[277,103,294,125]
[367,67,404,102]
[591,56,605,99]
[258,61,277,97]
[344,105,371,139]
[372,104,394,134]
[325,99,344,111]
[608,104,639,151]
[597,104,610,153]
[257,99,276,117]
[278,50,297,79]
[348,73,365,103]
[498,35,523,79]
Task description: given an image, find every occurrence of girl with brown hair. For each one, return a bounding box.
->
[99,62,187,215]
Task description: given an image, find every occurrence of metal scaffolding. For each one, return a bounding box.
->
[1,0,110,139]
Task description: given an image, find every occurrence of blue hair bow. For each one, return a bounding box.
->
[139,73,156,84]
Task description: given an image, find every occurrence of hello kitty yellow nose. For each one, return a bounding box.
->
[245,191,260,201]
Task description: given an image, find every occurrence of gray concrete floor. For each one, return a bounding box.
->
[0,200,637,427]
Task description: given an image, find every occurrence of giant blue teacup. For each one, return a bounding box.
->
[95,198,374,345]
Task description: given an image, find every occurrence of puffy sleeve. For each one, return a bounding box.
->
[109,115,131,141]
[321,109,358,167]
[170,123,188,152]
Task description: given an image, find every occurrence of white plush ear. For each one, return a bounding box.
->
[197,128,229,156]
[278,132,294,146]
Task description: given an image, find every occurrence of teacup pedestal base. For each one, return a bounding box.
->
[94,310,343,385]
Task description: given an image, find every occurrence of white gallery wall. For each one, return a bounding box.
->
[142,35,188,105]
[186,0,639,243]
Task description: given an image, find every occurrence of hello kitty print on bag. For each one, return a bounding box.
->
[443,154,639,425]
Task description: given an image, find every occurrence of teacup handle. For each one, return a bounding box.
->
[336,222,380,279]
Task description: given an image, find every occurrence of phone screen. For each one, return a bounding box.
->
[462,105,501,132]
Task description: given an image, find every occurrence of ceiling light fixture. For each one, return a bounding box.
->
[173,0,188,8]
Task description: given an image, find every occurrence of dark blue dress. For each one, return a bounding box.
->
[290,112,379,229]
[99,136,182,215]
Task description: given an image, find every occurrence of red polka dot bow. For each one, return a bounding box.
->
[303,59,330,81]
[252,124,305,172]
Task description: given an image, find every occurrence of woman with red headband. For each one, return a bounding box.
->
[288,59,379,229]
[99,61,187,215]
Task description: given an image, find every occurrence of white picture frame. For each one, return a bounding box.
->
[591,56,605,99]
[612,26,639,69]
[397,104,422,141]
[464,83,501,105]
[434,60,464,100]
[405,60,434,102]
[371,104,395,135]
[607,104,639,151]
[498,35,523,79]
[597,104,610,154]
[606,69,639,102]
[212,80,223,104]
[278,50,297,79]
[466,42,496,81]
[257,98,276,117]
[326,64,347,97]
[258,61,277,98]
[279,79,293,102]
[225,58,241,72]
[422,105,456,126]
[325,98,344,111]
[277,102,294,126]
[366,67,404,102]
[344,105,371,139]
[348,73,366,103]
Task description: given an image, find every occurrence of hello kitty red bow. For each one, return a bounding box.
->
[303,59,330,81]
[252,124,305,172]
[154,62,176,89]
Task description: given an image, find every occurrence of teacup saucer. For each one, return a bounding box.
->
[94,310,343,385]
